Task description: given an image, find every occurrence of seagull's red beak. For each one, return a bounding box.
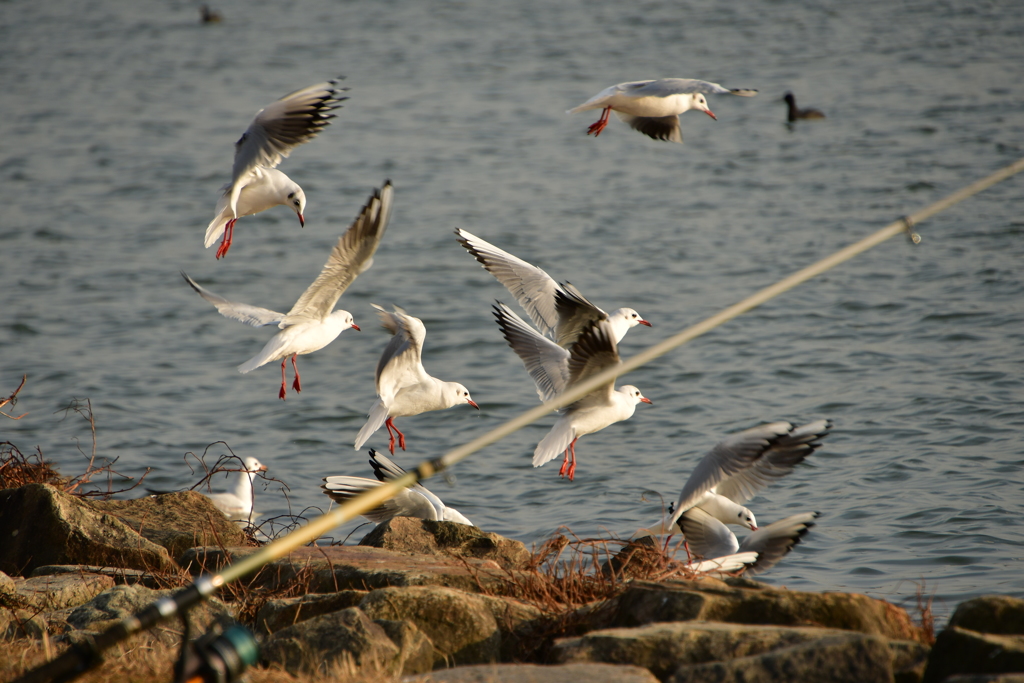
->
[704,109,717,120]
[638,319,652,327]
[750,525,759,531]
[298,213,305,228]
[257,465,268,473]
[640,397,653,404]
[467,399,480,410]
[350,323,361,331]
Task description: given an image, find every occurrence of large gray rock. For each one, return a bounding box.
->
[667,632,896,683]
[65,584,231,645]
[948,596,1024,636]
[551,621,854,680]
[359,517,531,570]
[360,585,502,667]
[611,579,925,643]
[0,484,174,575]
[92,491,250,558]
[13,572,113,611]
[260,607,401,676]
[32,564,162,588]
[180,544,517,595]
[943,677,1024,683]
[374,618,436,675]
[923,627,1024,683]
[255,590,368,634]
[403,662,660,683]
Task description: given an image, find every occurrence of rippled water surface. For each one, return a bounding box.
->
[3,0,1023,622]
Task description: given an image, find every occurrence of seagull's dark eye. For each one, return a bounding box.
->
[287,192,295,199]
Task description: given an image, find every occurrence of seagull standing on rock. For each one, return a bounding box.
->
[184,181,393,400]
[204,79,348,258]
[567,78,757,143]
[355,305,479,454]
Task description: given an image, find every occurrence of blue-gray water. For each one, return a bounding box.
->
[2,0,1022,623]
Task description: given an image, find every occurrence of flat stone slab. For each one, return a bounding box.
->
[180,545,517,595]
[403,662,660,683]
[32,564,163,588]
[13,572,114,611]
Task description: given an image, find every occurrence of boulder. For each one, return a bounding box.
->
[923,626,1024,683]
[943,677,1024,683]
[255,590,368,634]
[668,632,896,683]
[0,484,174,575]
[31,564,163,588]
[359,585,502,666]
[65,584,231,645]
[611,579,925,643]
[93,491,250,558]
[889,638,931,683]
[260,607,401,676]
[402,662,660,682]
[551,621,855,680]
[1,608,48,639]
[948,596,1024,635]
[179,544,516,595]
[359,517,531,570]
[373,618,436,675]
[0,570,15,598]
[13,572,113,611]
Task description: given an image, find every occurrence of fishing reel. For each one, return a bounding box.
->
[174,613,259,683]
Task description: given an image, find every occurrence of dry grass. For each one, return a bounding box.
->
[913,581,937,645]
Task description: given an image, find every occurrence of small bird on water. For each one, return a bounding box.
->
[783,92,826,122]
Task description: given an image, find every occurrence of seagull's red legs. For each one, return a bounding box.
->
[384,417,406,454]
[586,107,612,137]
[290,353,302,393]
[278,358,288,400]
[216,218,237,259]
[558,438,579,480]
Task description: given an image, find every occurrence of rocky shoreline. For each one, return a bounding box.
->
[2,483,1023,682]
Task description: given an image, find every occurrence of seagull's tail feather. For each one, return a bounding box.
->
[355,399,389,450]
[532,420,575,467]
[204,192,232,248]
[237,335,287,374]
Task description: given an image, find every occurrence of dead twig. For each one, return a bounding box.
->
[0,374,28,420]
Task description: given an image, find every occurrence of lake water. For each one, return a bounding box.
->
[2,0,1022,624]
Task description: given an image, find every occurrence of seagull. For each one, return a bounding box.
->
[656,420,832,533]
[321,449,473,525]
[567,78,757,143]
[455,228,651,349]
[184,181,393,400]
[149,456,268,521]
[494,305,651,480]
[204,456,268,521]
[679,509,818,575]
[783,92,826,122]
[354,305,479,454]
[204,79,348,258]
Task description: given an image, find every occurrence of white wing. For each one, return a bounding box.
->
[371,305,431,400]
[320,476,439,522]
[680,507,740,559]
[617,78,757,98]
[737,512,819,575]
[284,181,393,324]
[493,302,570,402]
[231,80,347,186]
[181,272,283,327]
[715,419,832,504]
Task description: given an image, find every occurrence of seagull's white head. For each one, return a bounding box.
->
[284,184,307,227]
[611,307,652,331]
[329,310,360,332]
[691,93,716,120]
[444,383,479,410]
[242,456,268,474]
[737,506,758,531]
[619,385,652,405]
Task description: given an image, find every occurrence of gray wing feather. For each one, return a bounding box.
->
[737,512,818,575]
[285,181,393,323]
[553,284,608,348]
[615,113,683,143]
[625,78,756,97]
[231,79,347,184]
[680,507,740,558]
[181,272,283,327]
[565,320,619,408]
[455,228,564,339]
[493,302,570,402]
[716,420,832,504]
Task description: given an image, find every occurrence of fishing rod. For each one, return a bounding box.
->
[15,155,1024,683]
